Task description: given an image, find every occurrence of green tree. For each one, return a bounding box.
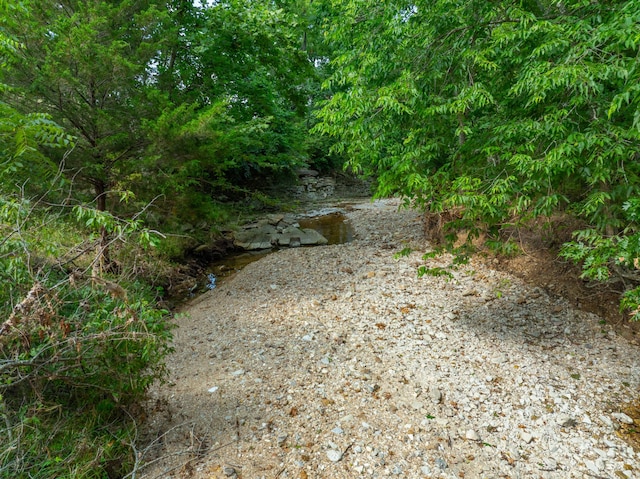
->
[3,0,165,213]
[143,0,317,213]
[1,4,173,478]
[315,0,640,316]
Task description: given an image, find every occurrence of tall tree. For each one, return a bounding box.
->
[143,0,318,220]
[3,0,165,213]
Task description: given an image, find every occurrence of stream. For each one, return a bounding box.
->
[203,210,354,288]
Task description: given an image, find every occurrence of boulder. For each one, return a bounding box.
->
[277,227,328,247]
[233,224,277,250]
[234,223,328,250]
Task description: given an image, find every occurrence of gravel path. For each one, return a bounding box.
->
[141,199,640,479]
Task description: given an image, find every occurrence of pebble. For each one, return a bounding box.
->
[231,369,245,376]
[435,458,447,470]
[585,459,601,474]
[223,466,236,477]
[277,433,288,446]
[521,432,534,444]
[600,415,615,428]
[466,430,481,441]
[612,413,634,425]
[327,450,343,462]
[430,388,442,404]
[207,386,219,393]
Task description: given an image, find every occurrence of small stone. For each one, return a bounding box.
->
[430,388,443,404]
[302,335,313,342]
[421,465,432,475]
[435,458,447,470]
[521,432,534,444]
[277,433,288,446]
[208,386,219,393]
[354,465,364,473]
[493,354,508,364]
[585,459,600,474]
[599,415,614,428]
[223,465,236,477]
[466,430,481,441]
[392,465,403,475]
[231,369,245,376]
[612,412,634,425]
[327,450,343,462]
[331,427,344,435]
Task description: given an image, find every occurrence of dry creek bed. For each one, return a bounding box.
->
[141,198,640,479]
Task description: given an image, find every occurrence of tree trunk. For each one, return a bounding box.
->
[93,179,111,278]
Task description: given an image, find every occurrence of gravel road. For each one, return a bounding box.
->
[141,198,640,479]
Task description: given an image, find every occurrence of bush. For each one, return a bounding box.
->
[0,194,173,479]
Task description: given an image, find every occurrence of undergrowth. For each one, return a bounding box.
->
[0,194,173,479]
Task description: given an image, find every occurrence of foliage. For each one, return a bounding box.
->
[1,32,172,475]
[2,0,168,211]
[141,0,320,216]
[0,186,173,479]
[314,0,640,316]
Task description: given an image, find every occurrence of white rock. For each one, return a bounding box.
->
[327,450,342,462]
[599,415,614,428]
[585,459,600,474]
[612,412,634,425]
[466,430,481,441]
[521,432,534,444]
[207,386,219,393]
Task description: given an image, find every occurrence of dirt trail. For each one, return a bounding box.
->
[140,199,640,479]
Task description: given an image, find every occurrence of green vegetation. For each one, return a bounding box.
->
[2,0,640,476]
[314,0,640,317]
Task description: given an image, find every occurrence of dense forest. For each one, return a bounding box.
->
[1,0,639,477]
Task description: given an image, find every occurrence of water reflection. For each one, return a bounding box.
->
[298,212,354,245]
[205,212,354,285]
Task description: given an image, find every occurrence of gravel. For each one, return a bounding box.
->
[141,198,640,479]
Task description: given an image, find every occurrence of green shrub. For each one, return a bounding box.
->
[0,195,173,479]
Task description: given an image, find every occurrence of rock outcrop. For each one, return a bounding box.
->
[233,214,328,250]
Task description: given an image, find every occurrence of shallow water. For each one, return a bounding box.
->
[298,212,354,245]
[204,212,354,286]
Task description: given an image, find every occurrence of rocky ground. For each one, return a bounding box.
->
[139,199,640,479]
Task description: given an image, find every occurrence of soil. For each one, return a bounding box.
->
[137,198,640,479]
